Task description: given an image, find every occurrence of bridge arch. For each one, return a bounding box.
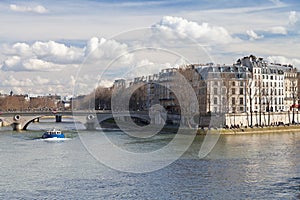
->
[96,113,151,124]
[22,116,43,130]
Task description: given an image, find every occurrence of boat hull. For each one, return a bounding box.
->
[42,133,65,139]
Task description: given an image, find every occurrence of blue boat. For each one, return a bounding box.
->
[42,128,65,139]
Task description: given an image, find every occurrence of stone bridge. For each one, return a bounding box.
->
[0,110,222,131]
[72,111,154,130]
[0,114,42,131]
[0,110,174,131]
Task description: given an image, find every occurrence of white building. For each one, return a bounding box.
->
[112,55,298,127]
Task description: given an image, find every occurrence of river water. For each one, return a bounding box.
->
[0,119,299,199]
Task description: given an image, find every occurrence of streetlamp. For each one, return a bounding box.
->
[292,80,296,124]
[249,80,255,127]
[255,111,258,127]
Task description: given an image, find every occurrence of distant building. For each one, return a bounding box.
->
[113,79,126,89]
[125,55,299,127]
[237,56,291,113]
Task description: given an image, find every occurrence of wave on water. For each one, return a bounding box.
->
[36,138,72,142]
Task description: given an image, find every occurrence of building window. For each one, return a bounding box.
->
[214,88,218,95]
[239,107,244,112]
[239,97,243,105]
[232,107,236,113]
[240,81,244,86]
[231,88,235,95]
[199,88,205,95]
[222,97,226,104]
[232,97,235,105]
[232,81,235,86]
[214,81,218,86]
[239,88,243,95]
[214,97,218,105]
[222,88,226,95]
[214,107,218,113]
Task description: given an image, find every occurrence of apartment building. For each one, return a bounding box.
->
[204,64,250,114]
[117,55,298,126]
[238,56,297,113]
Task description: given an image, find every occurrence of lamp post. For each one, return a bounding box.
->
[255,111,258,127]
[249,80,255,127]
[292,80,295,124]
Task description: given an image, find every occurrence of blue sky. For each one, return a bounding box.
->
[0,0,299,95]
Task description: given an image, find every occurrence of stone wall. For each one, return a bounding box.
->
[225,111,300,127]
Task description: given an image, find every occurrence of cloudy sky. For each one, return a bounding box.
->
[0,0,300,96]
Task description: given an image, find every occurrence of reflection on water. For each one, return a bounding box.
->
[0,121,299,199]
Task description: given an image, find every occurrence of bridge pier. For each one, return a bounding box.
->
[12,114,22,131]
[85,121,97,130]
[85,114,97,130]
[12,122,22,131]
[55,114,62,122]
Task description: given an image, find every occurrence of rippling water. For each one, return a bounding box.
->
[0,119,299,199]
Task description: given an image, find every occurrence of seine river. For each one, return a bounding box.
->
[0,119,299,199]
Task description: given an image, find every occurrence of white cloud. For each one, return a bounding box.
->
[2,7,300,96]
[0,74,76,95]
[11,43,31,56]
[2,75,34,87]
[288,11,298,26]
[1,57,73,72]
[35,76,49,85]
[72,74,99,95]
[32,41,84,64]
[9,4,48,14]
[269,0,285,7]
[117,1,167,7]
[152,16,238,45]
[267,56,300,67]
[69,75,76,88]
[1,40,84,71]
[246,30,264,40]
[98,79,114,88]
[173,57,188,68]
[2,56,21,69]
[85,37,133,64]
[268,26,288,35]
[22,58,66,71]
[128,59,156,78]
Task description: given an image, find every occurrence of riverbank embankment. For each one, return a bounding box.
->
[197,125,300,135]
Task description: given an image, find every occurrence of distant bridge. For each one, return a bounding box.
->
[0,110,178,131]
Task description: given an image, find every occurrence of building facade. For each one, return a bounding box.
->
[111,55,299,127]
